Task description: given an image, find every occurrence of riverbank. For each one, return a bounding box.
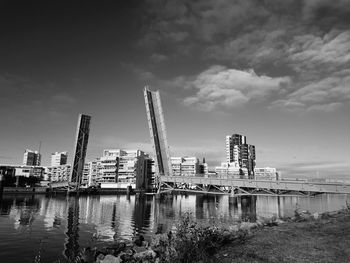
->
[215,209,350,263]
[72,208,350,263]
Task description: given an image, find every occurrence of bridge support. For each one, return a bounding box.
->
[229,188,236,204]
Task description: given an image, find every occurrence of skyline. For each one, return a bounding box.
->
[1,1,349,179]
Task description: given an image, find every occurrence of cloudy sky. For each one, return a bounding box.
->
[1,0,349,179]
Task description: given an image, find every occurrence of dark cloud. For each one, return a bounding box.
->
[137,0,350,112]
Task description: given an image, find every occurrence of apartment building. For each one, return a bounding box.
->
[47,164,71,182]
[51,152,68,166]
[23,149,41,166]
[170,157,201,176]
[93,149,153,190]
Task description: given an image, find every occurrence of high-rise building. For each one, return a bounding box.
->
[226,133,255,177]
[144,87,172,176]
[71,114,91,186]
[51,152,68,166]
[23,149,41,166]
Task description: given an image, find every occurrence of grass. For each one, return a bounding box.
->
[214,209,350,263]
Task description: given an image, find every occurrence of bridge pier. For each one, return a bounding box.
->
[229,190,236,204]
[155,193,161,200]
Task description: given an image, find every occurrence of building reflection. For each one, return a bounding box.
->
[0,195,14,215]
[64,197,80,261]
[241,196,257,222]
[132,196,151,235]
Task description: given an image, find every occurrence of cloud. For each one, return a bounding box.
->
[139,0,350,74]
[270,71,350,112]
[136,0,350,113]
[288,30,350,74]
[181,65,291,111]
[302,0,350,29]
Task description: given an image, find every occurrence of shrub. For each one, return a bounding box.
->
[152,212,248,263]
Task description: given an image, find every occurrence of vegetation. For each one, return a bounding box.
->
[151,212,248,263]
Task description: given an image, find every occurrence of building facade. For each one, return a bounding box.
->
[254,167,279,181]
[91,149,154,190]
[170,157,206,177]
[215,162,248,179]
[23,149,41,166]
[87,161,98,186]
[47,164,72,182]
[51,151,68,166]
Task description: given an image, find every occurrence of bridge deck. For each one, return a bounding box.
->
[161,176,350,194]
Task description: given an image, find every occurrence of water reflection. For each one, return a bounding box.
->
[241,196,257,222]
[132,196,151,235]
[64,197,80,261]
[0,193,349,262]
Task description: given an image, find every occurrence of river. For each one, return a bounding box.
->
[0,193,349,262]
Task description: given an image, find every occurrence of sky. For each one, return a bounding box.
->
[0,0,349,179]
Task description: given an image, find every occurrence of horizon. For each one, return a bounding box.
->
[1,1,349,179]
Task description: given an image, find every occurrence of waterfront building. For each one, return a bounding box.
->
[144,87,172,176]
[97,149,122,183]
[170,157,208,177]
[254,167,279,181]
[214,162,248,179]
[82,163,90,185]
[87,161,98,186]
[94,149,154,190]
[0,166,16,178]
[51,152,68,166]
[15,166,44,178]
[1,165,44,179]
[71,114,91,185]
[47,164,71,182]
[23,149,41,166]
[199,158,209,177]
[225,133,255,177]
[170,157,201,176]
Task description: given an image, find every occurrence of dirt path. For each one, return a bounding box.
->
[215,211,350,263]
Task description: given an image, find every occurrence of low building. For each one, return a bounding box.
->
[0,165,44,186]
[214,162,248,179]
[254,167,279,180]
[47,164,71,182]
[170,157,201,176]
[15,166,44,178]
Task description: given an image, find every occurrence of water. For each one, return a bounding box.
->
[0,193,349,262]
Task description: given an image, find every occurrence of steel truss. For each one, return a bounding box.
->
[157,176,348,196]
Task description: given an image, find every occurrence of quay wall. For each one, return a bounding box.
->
[3,187,48,194]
